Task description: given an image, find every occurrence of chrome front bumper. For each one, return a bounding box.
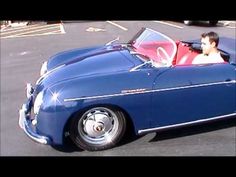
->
[19,84,51,145]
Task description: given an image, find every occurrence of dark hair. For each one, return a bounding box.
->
[201,31,219,47]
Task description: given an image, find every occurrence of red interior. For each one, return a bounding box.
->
[134,41,175,63]
[173,41,199,65]
[133,41,226,66]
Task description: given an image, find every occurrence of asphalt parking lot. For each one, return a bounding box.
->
[1,21,236,156]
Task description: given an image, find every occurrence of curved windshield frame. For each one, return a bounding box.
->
[129,28,177,67]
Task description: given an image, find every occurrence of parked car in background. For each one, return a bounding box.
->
[19,27,236,151]
[184,20,218,26]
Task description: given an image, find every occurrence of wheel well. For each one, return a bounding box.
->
[63,104,136,141]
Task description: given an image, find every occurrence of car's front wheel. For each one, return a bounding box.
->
[69,107,126,151]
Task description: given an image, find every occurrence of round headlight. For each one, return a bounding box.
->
[34,91,44,115]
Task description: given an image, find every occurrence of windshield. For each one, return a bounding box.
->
[129,28,177,67]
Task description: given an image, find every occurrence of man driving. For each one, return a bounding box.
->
[192,31,225,64]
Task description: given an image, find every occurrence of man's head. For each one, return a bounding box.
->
[200,31,220,55]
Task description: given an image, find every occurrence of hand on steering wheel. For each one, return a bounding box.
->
[157,47,172,66]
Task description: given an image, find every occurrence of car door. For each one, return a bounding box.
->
[150,63,236,127]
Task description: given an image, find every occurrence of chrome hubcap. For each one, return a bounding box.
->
[78,107,118,144]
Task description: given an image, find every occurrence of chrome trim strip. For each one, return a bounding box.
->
[64,80,236,102]
[64,90,143,102]
[130,60,151,72]
[138,113,236,135]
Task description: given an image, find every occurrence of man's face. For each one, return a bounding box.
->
[201,36,213,55]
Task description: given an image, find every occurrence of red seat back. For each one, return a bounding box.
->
[175,42,199,65]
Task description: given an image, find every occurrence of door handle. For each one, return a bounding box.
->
[225,79,231,82]
[225,79,235,86]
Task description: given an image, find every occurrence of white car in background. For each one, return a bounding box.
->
[184,20,218,26]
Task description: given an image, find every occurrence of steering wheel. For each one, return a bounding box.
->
[157,47,172,66]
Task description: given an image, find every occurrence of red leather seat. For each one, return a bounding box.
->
[175,42,199,65]
[176,51,199,65]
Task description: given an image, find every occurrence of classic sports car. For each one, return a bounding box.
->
[19,28,236,151]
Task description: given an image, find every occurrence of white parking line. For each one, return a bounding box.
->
[0,23,41,32]
[153,21,183,29]
[1,23,60,35]
[1,23,64,39]
[106,21,128,31]
[86,27,106,32]
[1,30,63,39]
[4,26,60,38]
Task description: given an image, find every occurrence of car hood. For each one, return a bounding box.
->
[47,46,103,70]
[36,47,136,92]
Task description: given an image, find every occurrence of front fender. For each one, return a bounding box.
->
[47,69,158,133]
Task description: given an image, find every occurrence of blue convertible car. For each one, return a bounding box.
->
[19,28,236,151]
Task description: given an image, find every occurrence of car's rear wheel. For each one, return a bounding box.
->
[69,107,126,151]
